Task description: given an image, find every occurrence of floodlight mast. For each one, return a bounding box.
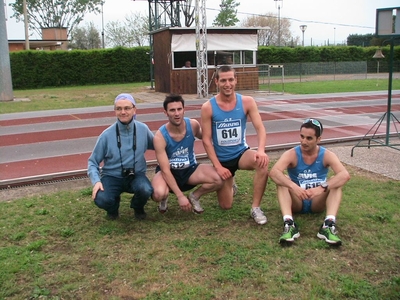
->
[195,0,208,98]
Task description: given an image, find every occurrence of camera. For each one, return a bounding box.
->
[122,168,135,178]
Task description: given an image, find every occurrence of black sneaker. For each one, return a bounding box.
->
[106,211,119,220]
[134,207,147,220]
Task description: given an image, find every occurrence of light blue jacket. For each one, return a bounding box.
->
[87,119,154,185]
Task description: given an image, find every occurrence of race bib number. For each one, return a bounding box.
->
[170,156,190,169]
[216,119,242,146]
[299,179,324,190]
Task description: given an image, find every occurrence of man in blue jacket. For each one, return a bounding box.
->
[88,93,154,220]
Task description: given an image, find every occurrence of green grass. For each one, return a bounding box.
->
[266,78,400,94]
[0,167,399,299]
[1,78,399,114]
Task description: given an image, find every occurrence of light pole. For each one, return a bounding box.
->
[334,27,336,46]
[101,1,105,48]
[274,0,282,46]
[299,25,307,46]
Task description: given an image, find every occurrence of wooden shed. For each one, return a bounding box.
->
[152,27,260,94]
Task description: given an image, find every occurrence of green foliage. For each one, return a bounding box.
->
[212,0,240,27]
[10,0,103,37]
[10,47,151,89]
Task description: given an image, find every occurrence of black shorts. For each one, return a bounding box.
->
[220,147,250,176]
[155,164,199,192]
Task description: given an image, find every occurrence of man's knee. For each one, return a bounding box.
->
[94,191,118,209]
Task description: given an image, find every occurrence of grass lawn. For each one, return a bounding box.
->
[1,78,399,299]
[0,165,399,299]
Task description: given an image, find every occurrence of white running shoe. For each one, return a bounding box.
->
[250,207,267,225]
[158,197,168,214]
[188,192,204,214]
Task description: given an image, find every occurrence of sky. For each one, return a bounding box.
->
[4,0,400,46]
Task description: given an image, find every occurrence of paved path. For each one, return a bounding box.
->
[1,90,400,188]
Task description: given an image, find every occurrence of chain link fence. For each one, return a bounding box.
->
[235,61,400,93]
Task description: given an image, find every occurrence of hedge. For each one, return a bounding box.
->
[9,45,400,90]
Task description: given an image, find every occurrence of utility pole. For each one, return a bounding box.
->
[274,0,283,46]
[0,0,14,101]
[23,0,29,49]
[101,1,105,48]
[195,0,208,98]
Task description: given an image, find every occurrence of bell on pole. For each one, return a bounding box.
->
[372,49,385,59]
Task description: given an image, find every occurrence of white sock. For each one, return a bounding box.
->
[283,215,293,222]
[324,215,336,224]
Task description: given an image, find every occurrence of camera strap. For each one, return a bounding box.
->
[116,122,136,171]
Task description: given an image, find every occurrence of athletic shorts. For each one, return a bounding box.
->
[220,147,250,176]
[155,164,199,192]
[300,199,312,214]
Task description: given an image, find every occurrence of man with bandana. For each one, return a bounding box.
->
[88,93,154,220]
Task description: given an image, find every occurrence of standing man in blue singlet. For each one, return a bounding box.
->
[152,94,223,214]
[270,118,350,245]
[201,65,270,225]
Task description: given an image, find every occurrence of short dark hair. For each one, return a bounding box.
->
[300,118,324,137]
[163,94,185,111]
[216,65,236,80]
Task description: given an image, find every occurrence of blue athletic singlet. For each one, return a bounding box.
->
[288,145,328,190]
[159,117,197,169]
[210,93,249,162]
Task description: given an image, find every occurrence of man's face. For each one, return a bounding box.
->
[299,127,320,152]
[165,101,184,126]
[114,99,136,124]
[215,71,237,97]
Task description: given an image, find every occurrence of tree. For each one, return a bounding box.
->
[10,0,103,38]
[242,13,297,46]
[182,0,195,27]
[212,0,240,27]
[105,12,149,48]
[69,22,101,49]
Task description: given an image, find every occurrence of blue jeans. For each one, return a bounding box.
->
[94,172,153,215]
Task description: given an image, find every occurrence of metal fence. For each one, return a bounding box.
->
[235,61,400,94]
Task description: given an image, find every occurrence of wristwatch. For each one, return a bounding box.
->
[321,182,328,192]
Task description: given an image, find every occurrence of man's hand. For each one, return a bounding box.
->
[177,194,192,212]
[215,165,232,180]
[305,186,324,200]
[254,151,269,168]
[290,185,309,201]
[92,182,104,200]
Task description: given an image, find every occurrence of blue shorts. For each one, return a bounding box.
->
[155,164,199,192]
[300,200,312,214]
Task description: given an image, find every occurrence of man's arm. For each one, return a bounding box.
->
[323,150,351,190]
[153,130,191,210]
[200,101,232,179]
[243,96,269,167]
[270,149,309,200]
[191,118,202,140]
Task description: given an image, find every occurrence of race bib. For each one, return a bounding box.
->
[299,179,324,190]
[170,156,190,169]
[215,119,242,146]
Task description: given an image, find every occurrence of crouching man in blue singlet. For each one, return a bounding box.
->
[270,118,350,245]
[151,94,223,214]
[201,65,270,225]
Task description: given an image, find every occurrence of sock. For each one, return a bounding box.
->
[283,215,293,223]
[324,215,336,226]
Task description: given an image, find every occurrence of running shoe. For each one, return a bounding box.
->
[158,197,168,214]
[188,192,204,214]
[279,219,300,243]
[317,220,342,245]
[250,207,267,225]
